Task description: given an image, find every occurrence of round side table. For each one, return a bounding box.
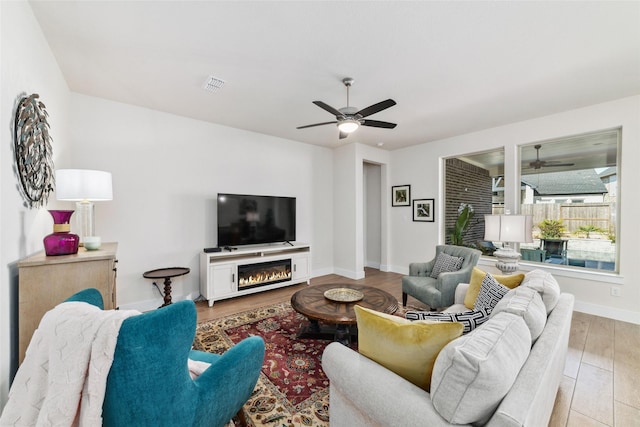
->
[143,267,190,307]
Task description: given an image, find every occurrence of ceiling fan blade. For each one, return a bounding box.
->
[356,99,396,118]
[339,131,349,139]
[313,101,344,117]
[296,121,337,129]
[361,119,397,129]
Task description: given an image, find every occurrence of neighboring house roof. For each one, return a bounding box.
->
[521,170,608,196]
[597,167,617,179]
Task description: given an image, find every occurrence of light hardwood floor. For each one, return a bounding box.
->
[195,268,640,426]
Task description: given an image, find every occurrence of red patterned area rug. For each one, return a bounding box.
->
[193,302,332,427]
[193,300,419,426]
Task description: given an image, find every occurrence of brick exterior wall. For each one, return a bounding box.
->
[444,158,493,246]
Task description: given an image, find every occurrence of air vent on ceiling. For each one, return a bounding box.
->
[202,75,226,93]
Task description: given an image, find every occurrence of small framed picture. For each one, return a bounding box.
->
[413,199,435,222]
[391,185,411,207]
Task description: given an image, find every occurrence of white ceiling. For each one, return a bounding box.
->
[30,1,640,153]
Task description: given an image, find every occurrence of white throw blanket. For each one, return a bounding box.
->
[0,302,140,427]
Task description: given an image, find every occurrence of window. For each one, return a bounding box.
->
[443,149,505,251]
[444,129,619,273]
[519,129,620,272]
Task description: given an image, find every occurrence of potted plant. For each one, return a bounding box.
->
[449,203,474,246]
[576,225,606,239]
[538,219,565,239]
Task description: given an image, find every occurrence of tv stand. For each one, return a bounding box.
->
[199,242,310,307]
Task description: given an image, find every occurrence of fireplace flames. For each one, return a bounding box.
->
[238,267,292,287]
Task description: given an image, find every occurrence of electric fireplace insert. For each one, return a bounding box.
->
[237,259,292,291]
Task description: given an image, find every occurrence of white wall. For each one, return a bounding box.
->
[332,144,359,278]
[66,94,335,309]
[333,143,389,279]
[0,0,72,409]
[390,95,640,324]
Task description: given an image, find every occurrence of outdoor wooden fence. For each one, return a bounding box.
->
[521,203,614,236]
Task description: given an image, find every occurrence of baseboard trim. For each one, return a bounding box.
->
[389,265,409,275]
[333,268,365,280]
[311,267,334,278]
[574,300,640,325]
[118,291,200,312]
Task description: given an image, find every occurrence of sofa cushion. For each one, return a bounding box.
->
[430,312,532,424]
[491,286,547,342]
[473,273,510,312]
[404,307,490,334]
[520,269,561,313]
[464,267,524,309]
[429,253,464,278]
[354,305,463,391]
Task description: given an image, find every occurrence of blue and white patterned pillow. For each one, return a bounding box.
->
[405,307,491,334]
[473,273,510,313]
[429,253,464,278]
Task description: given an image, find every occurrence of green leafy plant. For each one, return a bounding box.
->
[449,203,474,246]
[538,219,565,239]
[576,225,606,238]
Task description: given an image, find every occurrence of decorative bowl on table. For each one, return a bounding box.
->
[84,236,102,251]
[324,288,364,303]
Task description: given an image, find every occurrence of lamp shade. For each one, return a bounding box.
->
[484,215,503,241]
[55,169,113,201]
[484,214,533,243]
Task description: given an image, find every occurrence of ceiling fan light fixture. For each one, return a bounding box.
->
[338,119,359,133]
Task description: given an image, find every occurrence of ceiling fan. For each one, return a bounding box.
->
[529,144,575,170]
[297,77,397,139]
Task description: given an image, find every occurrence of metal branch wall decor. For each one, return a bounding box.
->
[13,93,55,208]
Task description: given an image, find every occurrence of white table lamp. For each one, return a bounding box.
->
[56,169,113,248]
[484,214,533,274]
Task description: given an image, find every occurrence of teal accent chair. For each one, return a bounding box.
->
[65,288,265,427]
[402,245,481,309]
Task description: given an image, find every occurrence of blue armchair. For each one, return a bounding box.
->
[402,245,481,309]
[66,288,264,427]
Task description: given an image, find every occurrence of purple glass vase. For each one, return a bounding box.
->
[43,210,79,256]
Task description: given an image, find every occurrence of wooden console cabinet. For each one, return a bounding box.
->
[200,243,310,307]
[17,242,118,363]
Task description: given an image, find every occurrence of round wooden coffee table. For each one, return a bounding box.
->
[290,283,398,345]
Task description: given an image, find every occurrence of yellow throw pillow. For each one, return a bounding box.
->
[355,305,464,391]
[464,267,525,309]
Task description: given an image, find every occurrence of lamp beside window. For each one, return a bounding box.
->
[484,214,533,274]
[55,169,113,249]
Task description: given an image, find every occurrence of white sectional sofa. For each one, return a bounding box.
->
[323,270,574,427]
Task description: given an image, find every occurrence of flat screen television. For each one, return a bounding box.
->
[217,193,296,247]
